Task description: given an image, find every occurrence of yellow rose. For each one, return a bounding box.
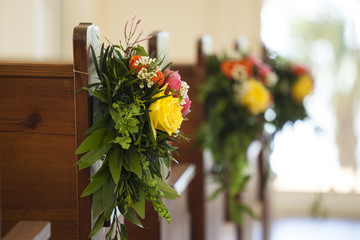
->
[149,84,184,136]
[241,78,271,114]
[291,75,313,104]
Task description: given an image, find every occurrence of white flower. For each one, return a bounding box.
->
[265,72,278,87]
[180,81,189,98]
[231,64,248,80]
[138,68,148,80]
[147,71,156,80]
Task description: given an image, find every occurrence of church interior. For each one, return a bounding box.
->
[1,0,360,239]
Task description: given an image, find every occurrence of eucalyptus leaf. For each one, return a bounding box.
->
[88,212,105,238]
[76,144,112,170]
[81,166,110,197]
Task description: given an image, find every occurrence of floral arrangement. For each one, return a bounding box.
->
[198,52,275,224]
[267,56,314,131]
[75,15,191,240]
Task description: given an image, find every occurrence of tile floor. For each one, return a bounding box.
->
[220,217,360,240]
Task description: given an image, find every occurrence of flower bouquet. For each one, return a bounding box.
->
[75,15,191,239]
[198,52,275,224]
[267,56,314,131]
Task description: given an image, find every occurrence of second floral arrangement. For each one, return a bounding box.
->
[198,52,276,224]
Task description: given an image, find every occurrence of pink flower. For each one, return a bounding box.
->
[181,97,191,117]
[258,64,272,82]
[164,70,182,92]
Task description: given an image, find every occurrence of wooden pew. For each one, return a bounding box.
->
[0,62,81,239]
[169,36,209,240]
[0,23,103,240]
[3,221,51,240]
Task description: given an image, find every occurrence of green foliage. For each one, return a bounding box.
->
[197,54,264,223]
[75,40,184,239]
[267,56,310,131]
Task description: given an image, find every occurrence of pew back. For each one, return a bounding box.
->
[0,62,79,239]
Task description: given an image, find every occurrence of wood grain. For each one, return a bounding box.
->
[0,63,78,239]
[73,23,92,240]
[3,221,51,240]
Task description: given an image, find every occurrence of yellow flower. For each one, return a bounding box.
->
[241,78,271,114]
[149,84,183,137]
[291,75,313,104]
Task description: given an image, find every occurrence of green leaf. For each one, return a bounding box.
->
[90,45,101,79]
[81,166,110,197]
[124,209,143,228]
[88,212,105,238]
[156,177,180,199]
[103,177,116,220]
[103,73,112,103]
[92,187,103,218]
[133,45,148,56]
[76,144,112,170]
[115,136,132,149]
[208,185,225,201]
[105,220,115,240]
[120,223,128,240]
[91,89,108,103]
[75,127,114,154]
[85,113,110,135]
[228,198,255,225]
[129,151,142,179]
[108,146,123,184]
[132,188,145,219]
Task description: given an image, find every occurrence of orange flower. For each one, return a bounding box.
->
[221,59,253,79]
[292,65,309,75]
[129,55,144,72]
[151,70,165,85]
[221,60,236,78]
[238,59,253,76]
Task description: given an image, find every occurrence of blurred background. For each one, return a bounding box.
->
[1,0,359,239]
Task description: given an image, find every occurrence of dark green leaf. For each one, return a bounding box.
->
[88,212,105,238]
[92,187,103,218]
[75,127,114,154]
[85,113,111,135]
[161,62,173,72]
[103,177,116,220]
[105,220,115,240]
[124,209,143,228]
[90,45,101,79]
[108,146,123,184]
[81,166,110,197]
[129,151,142,179]
[120,223,128,240]
[91,89,108,103]
[76,144,112,170]
[132,188,145,219]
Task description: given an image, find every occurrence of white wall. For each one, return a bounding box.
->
[0,0,262,63]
